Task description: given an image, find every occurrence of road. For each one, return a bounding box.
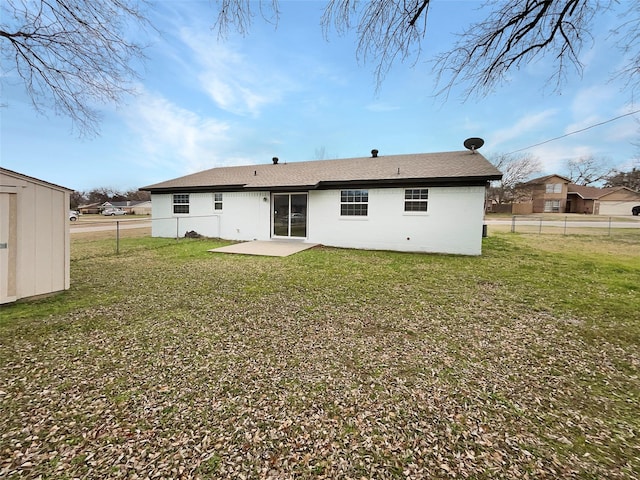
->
[70,217,151,234]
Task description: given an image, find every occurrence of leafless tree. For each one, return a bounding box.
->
[213,1,640,98]
[487,152,542,204]
[1,0,149,135]
[566,156,614,185]
[213,0,279,38]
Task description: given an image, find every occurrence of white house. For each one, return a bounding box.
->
[0,168,72,304]
[140,150,502,255]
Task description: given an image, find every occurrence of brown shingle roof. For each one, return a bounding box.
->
[141,151,502,192]
[525,174,572,185]
[567,184,619,199]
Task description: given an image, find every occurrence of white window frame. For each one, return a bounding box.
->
[340,189,368,217]
[404,188,428,213]
[545,183,562,194]
[214,193,223,211]
[173,194,190,214]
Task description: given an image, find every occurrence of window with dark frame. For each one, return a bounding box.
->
[404,188,428,212]
[340,189,368,216]
[214,193,223,210]
[173,194,189,214]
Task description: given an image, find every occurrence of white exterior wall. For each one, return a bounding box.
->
[151,191,271,240]
[307,186,486,255]
[0,170,70,303]
[151,186,486,255]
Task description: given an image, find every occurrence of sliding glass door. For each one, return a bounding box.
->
[272,193,307,238]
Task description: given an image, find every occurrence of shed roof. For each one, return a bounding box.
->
[141,151,502,193]
[0,167,73,192]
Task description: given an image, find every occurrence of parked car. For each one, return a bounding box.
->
[633,205,640,216]
[69,210,79,221]
[283,212,306,224]
[102,208,127,216]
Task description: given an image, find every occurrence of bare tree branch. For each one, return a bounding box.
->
[213,0,279,39]
[1,0,150,136]
[488,152,542,203]
[434,0,600,99]
[610,1,640,98]
[322,0,432,89]
[566,156,614,185]
[211,0,640,102]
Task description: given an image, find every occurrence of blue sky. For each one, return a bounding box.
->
[2,0,639,192]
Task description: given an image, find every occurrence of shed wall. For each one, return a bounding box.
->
[0,170,70,303]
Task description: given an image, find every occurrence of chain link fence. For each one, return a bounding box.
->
[491,215,640,236]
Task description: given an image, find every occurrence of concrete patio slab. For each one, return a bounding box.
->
[208,241,318,257]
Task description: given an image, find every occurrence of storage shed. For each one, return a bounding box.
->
[0,168,72,304]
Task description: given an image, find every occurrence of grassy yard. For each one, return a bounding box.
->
[1,232,639,479]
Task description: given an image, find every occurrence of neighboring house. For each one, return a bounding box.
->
[141,150,502,255]
[78,202,102,214]
[507,175,640,215]
[524,175,572,213]
[79,200,152,215]
[567,185,640,215]
[108,200,152,215]
[0,168,72,304]
[130,201,152,215]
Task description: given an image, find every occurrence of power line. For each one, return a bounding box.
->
[506,108,640,155]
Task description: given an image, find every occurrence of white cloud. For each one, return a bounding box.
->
[123,90,242,175]
[366,102,400,112]
[490,109,558,147]
[178,28,296,116]
[567,85,616,127]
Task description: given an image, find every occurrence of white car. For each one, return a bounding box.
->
[69,210,79,221]
[101,208,127,216]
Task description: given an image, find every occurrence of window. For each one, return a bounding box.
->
[545,183,562,194]
[173,194,189,214]
[340,189,368,216]
[544,200,561,212]
[214,193,223,210]
[404,188,428,212]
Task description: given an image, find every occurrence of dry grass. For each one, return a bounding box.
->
[1,232,638,479]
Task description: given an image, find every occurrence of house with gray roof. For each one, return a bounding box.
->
[141,149,502,255]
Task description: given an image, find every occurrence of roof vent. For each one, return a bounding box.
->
[272,157,279,165]
[371,149,379,158]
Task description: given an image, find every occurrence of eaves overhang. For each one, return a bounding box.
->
[140,184,247,194]
[314,175,502,189]
[141,174,502,194]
